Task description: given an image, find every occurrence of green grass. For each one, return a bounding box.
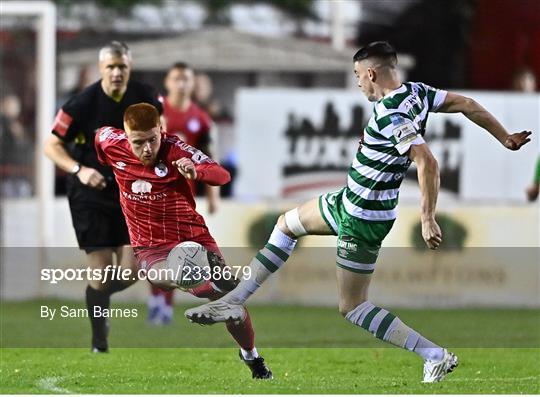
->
[1,348,539,394]
[1,299,539,394]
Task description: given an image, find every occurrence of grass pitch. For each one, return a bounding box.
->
[1,299,539,394]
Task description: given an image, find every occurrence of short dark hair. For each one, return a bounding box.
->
[169,62,192,72]
[353,41,397,66]
[124,103,160,132]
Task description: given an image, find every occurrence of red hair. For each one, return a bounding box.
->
[124,103,160,131]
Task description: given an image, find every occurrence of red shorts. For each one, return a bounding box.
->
[133,234,225,299]
[134,233,221,271]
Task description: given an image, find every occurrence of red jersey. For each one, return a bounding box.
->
[159,97,212,149]
[94,127,230,249]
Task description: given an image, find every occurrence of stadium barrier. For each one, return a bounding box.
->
[1,198,538,307]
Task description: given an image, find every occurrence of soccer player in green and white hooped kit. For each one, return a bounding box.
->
[185,41,532,383]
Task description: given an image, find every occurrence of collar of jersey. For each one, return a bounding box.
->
[378,83,406,102]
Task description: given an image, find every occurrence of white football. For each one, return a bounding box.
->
[166,241,210,289]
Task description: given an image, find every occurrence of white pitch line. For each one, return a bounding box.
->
[36,376,71,394]
[447,376,539,383]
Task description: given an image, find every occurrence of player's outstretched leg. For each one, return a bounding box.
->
[337,266,458,383]
[185,224,297,324]
[185,198,332,324]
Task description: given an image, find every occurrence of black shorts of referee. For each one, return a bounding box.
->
[66,174,130,253]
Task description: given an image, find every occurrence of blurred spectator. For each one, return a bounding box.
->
[194,73,216,116]
[66,65,94,98]
[511,67,537,92]
[194,72,236,197]
[0,94,32,197]
[161,63,219,213]
[194,72,231,121]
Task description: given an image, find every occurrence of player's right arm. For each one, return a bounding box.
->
[409,143,442,250]
[44,106,106,190]
[437,92,531,150]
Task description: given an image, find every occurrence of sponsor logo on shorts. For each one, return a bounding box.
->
[115,161,126,170]
[338,238,358,252]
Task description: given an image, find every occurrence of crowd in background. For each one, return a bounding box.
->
[0,0,538,199]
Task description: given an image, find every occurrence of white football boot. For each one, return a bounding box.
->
[422,349,459,383]
[185,299,246,325]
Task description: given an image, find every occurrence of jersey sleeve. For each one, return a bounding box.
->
[94,127,114,166]
[170,138,215,165]
[169,138,230,185]
[51,96,83,142]
[194,163,231,186]
[420,83,447,112]
[377,112,425,155]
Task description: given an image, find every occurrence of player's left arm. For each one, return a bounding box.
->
[173,157,230,186]
[437,92,532,150]
[409,143,442,250]
[171,137,230,185]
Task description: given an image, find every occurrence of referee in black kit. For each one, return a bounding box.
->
[44,41,162,352]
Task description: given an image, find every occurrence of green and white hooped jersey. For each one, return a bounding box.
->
[344,82,447,222]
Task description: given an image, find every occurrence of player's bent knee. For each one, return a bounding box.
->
[283,208,308,238]
[276,214,293,237]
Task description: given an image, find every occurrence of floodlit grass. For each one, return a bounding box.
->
[1,300,538,394]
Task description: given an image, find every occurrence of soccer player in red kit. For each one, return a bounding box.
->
[95,102,272,379]
[150,62,219,325]
[160,62,216,209]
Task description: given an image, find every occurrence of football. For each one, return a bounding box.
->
[166,241,210,289]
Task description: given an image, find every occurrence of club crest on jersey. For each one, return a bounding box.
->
[390,114,405,126]
[132,180,152,194]
[154,162,168,177]
[115,161,126,170]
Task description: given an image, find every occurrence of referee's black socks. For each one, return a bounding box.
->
[86,280,130,352]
